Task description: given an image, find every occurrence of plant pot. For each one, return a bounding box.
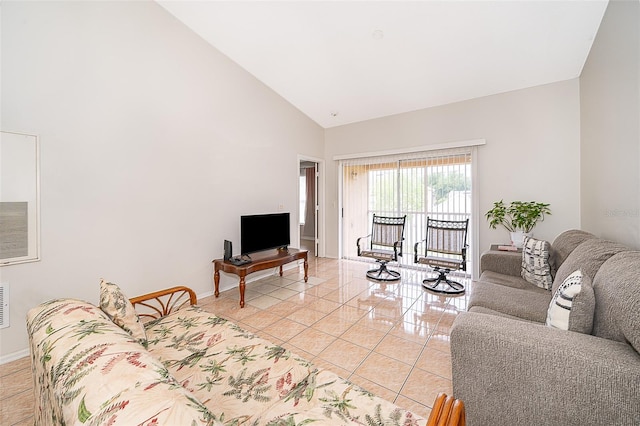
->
[510,231,532,248]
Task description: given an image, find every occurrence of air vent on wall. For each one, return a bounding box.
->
[0,284,9,329]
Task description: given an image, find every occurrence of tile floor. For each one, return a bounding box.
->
[0,255,471,425]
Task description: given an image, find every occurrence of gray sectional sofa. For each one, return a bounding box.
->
[450,230,640,425]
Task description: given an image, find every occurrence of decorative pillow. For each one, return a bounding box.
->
[99,279,147,347]
[521,236,554,290]
[546,270,595,334]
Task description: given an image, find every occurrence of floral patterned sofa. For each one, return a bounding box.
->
[27,282,428,426]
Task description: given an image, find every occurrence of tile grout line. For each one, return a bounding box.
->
[310,281,429,404]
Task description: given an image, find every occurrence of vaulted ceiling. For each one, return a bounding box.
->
[157,1,609,128]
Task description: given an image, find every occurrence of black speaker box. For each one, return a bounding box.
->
[224,240,232,261]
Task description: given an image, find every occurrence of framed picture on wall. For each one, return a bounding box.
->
[1,131,40,266]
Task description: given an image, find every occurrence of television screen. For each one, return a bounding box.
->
[240,213,290,255]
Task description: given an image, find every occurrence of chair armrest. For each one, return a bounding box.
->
[130,286,197,322]
[413,239,427,263]
[394,238,404,257]
[480,249,521,276]
[356,234,371,256]
[460,246,468,271]
[451,312,640,425]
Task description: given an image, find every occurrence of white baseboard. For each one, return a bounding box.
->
[0,348,29,365]
[198,290,216,299]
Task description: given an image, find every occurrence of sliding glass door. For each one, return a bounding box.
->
[340,147,473,271]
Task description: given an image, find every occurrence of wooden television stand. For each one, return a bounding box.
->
[212,247,308,308]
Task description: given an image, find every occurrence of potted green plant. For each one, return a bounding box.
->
[485,200,551,247]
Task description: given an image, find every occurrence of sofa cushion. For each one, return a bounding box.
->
[99,279,147,347]
[27,299,218,426]
[145,306,314,425]
[552,238,628,295]
[592,251,640,352]
[468,306,538,323]
[468,280,552,323]
[258,368,424,425]
[478,270,536,290]
[568,273,595,334]
[144,305,424,425]
[550,229,596,270]
[521,236,554,290]
[546,270,595,334]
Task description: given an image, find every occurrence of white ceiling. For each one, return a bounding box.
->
[157,1,609,128]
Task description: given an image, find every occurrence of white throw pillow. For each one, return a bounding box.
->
[546,270,594,333]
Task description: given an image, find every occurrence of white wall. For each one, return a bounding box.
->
[580,0,640,249]
[325,80,582,260]
[0,1,323,359]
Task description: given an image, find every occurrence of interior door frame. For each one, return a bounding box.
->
[297,155,325,257]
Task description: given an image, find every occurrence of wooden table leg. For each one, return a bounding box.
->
[214,269,220,298]
[239,276,246,308]
[304,256,308,283]
[279,265,284,277]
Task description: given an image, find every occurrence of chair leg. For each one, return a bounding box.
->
[423,268,465,294]
[366,261,401,281]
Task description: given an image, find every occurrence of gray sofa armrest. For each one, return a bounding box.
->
[451,312,640,426]
[479,249,521,276]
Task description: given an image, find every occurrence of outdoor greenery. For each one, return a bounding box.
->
[485,200,551,233]
[428,171,470,205]
[369,168,471,212]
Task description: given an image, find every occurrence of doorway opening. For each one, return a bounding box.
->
[299,159,321,257]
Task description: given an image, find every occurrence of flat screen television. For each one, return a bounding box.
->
[240,212,290,255]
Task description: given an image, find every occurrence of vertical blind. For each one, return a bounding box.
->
[341,147,473,269]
